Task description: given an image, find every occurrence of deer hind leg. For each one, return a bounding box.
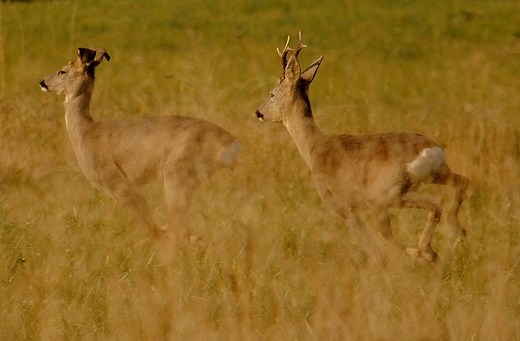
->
[433,166,469,237]
[162,160,206,247]
[400,191,444,262]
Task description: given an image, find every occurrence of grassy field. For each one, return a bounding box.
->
[1,0,520,339]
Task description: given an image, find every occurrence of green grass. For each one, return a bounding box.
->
[1,0,520,339]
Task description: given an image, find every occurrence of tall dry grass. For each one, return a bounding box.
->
[1,0,520,339]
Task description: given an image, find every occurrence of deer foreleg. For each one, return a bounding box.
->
[104,182,163,241]
[315,179,386,268]
[375,208,407,251]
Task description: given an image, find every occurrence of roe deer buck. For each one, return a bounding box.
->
[40,47,242,246]
[255,33,469,267]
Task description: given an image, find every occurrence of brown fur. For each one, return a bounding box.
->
[40,47,242,246]
[255,34,468,267]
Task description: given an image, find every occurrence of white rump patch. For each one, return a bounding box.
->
[218,139,243,166]
[407,147,444,181]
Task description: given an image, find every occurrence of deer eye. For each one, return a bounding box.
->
[58,70,66,75]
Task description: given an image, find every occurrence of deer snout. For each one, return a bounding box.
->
[255,110,264,121]
[39,80,49,92]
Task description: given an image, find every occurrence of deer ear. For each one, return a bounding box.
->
[77,47,110,66]
[301,55,323,84]
[92,48,110,66]
[285,54,301,85]
[78,48,97,64]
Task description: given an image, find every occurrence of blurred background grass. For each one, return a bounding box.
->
[1,0,520,339]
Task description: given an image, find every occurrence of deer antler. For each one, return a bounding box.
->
[277,31,307,77]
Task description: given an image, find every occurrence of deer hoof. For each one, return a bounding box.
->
[406,247,420,258]
[189,235,207,247]
[406,247,439,263]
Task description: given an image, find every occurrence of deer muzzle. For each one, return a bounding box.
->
[39,80,49,92]
[255,110,264,121]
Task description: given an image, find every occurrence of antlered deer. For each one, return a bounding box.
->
[40,48,242,246]
[255,33,468,267]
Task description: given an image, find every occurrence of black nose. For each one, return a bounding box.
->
[255,110,263,119]
[39,80,47,88]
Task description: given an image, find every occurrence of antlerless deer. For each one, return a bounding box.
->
[40,48,242,246]
[255,33,469,267]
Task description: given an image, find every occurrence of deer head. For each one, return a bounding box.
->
[40,47,110,101]
[255,32,323,123]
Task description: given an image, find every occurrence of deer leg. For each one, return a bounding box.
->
[434,169,469,237]
[163,186,193,246]
[400,191,444,262]
[163,162,203,247]
[316,186,386,268]
[103,181,163,241]
[375,208,407,251]
[314,178,386,267]
[344,210,387,268]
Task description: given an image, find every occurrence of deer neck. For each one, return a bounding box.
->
[283,96,324,169]
[63,83,95,148]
